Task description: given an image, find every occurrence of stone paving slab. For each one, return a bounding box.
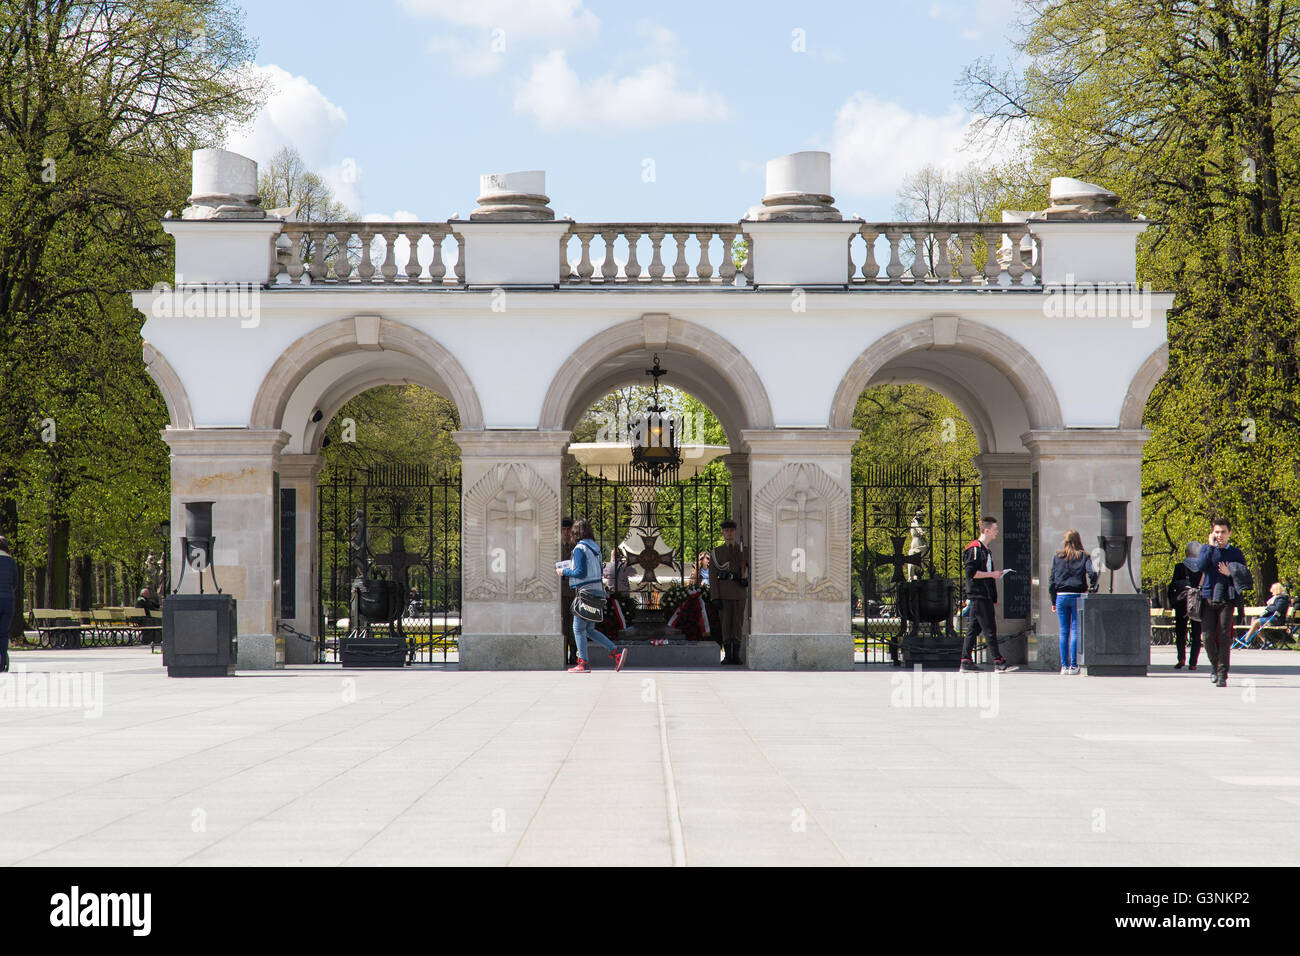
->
[1,646,1299,866]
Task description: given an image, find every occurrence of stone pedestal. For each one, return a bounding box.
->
[1023,429,1149,669]
[974,452,1032,665]
[453,430,569,669]
[1079,593,1150,676]
[739,429,858,670]
[163,428,289,669]
[278,453,323,664]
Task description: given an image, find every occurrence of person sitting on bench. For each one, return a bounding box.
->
[1241,583,1290,647]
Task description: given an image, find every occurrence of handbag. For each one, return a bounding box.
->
[1186,589,1203,623]
[572,585,605,623]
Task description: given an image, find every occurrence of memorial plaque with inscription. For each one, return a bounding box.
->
[1002,488,1032,618]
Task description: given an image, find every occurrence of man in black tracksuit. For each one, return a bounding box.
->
[961,516,1010,672]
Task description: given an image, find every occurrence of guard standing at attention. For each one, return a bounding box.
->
[711,519,749,666]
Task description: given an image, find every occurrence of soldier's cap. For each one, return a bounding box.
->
[561,518,574,528]
[721,519,737,529]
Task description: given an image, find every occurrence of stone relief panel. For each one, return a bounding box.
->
[464,463,558,601]
[752,462,848,602]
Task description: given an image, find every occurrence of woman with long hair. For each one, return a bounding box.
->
[1050,529,1098,675]
[557,518,627,673]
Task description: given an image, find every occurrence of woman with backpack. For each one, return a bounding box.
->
[1050,529,1099,675]
[558,518,628,674]
[1168,542,1203,670]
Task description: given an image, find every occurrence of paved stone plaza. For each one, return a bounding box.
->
[2,646,1297,866]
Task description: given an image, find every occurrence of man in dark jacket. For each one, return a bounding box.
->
[711,520,748,666]
[0,536,16,672]
[560,519,577,667]
[961,516,1012,672]
[1167,542,1203,670]
[1195,518,1250,687]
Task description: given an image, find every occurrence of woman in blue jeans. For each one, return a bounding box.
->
[1050,529,1098,675]
[558,519,627,673]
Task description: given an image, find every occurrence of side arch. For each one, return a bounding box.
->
[1119,343,1168,430]
[250,316,484,431]
[143,342,195,429]
[830,318,1064,431]
[538,316,774,433]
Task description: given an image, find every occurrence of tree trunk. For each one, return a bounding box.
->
[77,555,93,610]
[46,516,70,610]
[35,566,46,609]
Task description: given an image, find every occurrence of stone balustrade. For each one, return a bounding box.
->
[274,222,465,286]
[561,224,752,285]
[267,219,1043,289]
[852,223,1041,286]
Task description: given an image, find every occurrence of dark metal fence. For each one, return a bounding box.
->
[319,466,461,663]
[565,473,730,610]
[852,466,982,664]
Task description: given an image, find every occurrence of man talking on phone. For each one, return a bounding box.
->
[1196,517,1251,687]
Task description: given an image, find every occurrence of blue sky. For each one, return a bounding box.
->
[227,0,1024,223]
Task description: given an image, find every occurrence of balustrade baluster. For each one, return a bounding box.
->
[1031,235,1042,283]
[286,229,305,284]
[671,232,690,282]
[696,230,714,281]
[380,232,398,281]
[1007,228,1027,284]
[429,232,446,282]
[576,231,595,283]
[934,229,952,282]
[404,230,423,281]
[957,230,977,284]
[860,229,880,282]
[625,231,642,281]
[333,230,353,280]
[648,231,666,283]
[307,228,328,282]
[884,229,905,283]
[600,229,619,281]
[982,228,1001,284]
[560,232,573,281]
[453,232,465,282]
[719,230,737,283]
[910,230,929,283]
[357,228,376,281]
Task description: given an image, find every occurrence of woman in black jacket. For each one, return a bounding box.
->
[1167,542,1202,670]
[1050,529,1099,674]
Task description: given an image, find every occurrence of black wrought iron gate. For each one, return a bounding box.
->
[852,466,981,664]
[318,466,461,663]
[565,473,730,615]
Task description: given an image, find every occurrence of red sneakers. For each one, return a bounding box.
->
[612,648,628,672]
[567,659,590,673]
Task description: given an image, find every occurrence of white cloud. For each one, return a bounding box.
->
[226,65,348,172]
[830,93,1017,199]
[514,50,729,131]
[402,0,598,73]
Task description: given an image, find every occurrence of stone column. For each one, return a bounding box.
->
[278,453,323,664]
[453,430,569,669]
[162,428,290,669]
[973,452,1033,665]
[1021,429,1150,669]
[739,429,859,670]
[722,451,752,643]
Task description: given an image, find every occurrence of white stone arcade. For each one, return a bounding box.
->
[132,149,1171,670]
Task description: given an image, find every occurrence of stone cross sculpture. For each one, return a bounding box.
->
[374,534,422,594]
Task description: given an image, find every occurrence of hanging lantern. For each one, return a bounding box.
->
[627,354,682,483]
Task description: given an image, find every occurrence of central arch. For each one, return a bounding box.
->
[539,316,774,442]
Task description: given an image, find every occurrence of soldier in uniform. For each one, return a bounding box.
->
[711,519,749,666]
[560,518,577,667]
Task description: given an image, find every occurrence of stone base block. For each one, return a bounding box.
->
[459,634,564,670]
[588,641,721,668]
[236,633,281,670]
[744,633,854,670]
[995,626,1029,666]
[284,631,317,664]
[1079,593,1150,676]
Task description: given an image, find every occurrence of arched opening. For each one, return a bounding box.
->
[837,321,1059,669]
[253,318,477,665]
[551,334,760,667]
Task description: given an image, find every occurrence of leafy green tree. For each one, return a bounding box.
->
[0,1,264,622]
